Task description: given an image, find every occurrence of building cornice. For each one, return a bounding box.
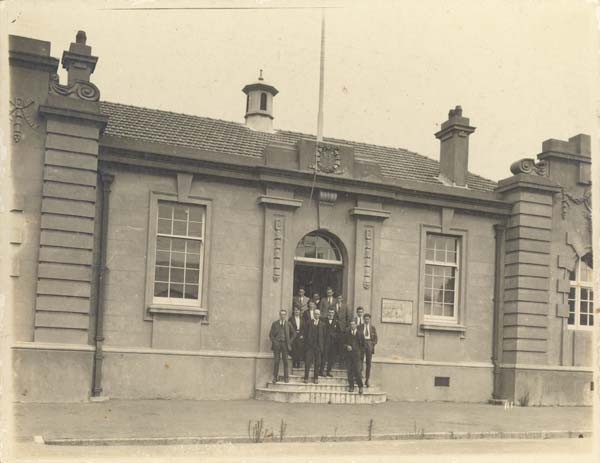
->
[99,135,512,216]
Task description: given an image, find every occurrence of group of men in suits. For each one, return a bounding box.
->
[269,287,378,394]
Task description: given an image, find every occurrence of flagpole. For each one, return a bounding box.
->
[309,8,326,203]
[316,8,325,144]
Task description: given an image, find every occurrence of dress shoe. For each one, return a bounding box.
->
[359,387,364,395]
[326,372,333,377]
[319,372,325,377]
[284,378,289,383]
[313,379,319,384]
[304,378,309,384]
[273,377,278,384]
[365,380,370,388]
[348,386,354,392]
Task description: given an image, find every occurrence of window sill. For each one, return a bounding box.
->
[148,304,207,317]
[420,323,466,334]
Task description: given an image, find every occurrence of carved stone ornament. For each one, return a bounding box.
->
[311,144,345,174]
[363,227,373,290]
[273,218,283,282]
[509,158,547,177]
[49,73,100,102]
[9,97,38,143]
[561,187,592,231]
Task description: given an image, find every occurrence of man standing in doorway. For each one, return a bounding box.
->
[344,320,364,394]
[304,308,325,384]
[360,313,378,387]
[302,300,318,324]
[269,309,295,384]
[292,287,309,314]
[319,287,335,314]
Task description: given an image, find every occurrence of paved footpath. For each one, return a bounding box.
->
[13,399,592,443]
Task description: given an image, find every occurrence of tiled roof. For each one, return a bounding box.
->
[99,101,497,192]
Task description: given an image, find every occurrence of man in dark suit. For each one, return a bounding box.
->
[269,309,295,383]
[292,287,309,314]
[320,308,341,377]
[318,287,336,315]
[302,300,318,324]
[303,308,326,384]
[288,306,304,368]
[360,313,378,387]
[343,319,364,394]
[311,292,321,311]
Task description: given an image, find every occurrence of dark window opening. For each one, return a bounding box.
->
[245,95,249,114]
[260,92,267,111]
[434,376,450,387]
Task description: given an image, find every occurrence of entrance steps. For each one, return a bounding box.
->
[255,365,387,404]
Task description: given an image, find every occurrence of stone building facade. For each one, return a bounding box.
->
[8,32,593,405]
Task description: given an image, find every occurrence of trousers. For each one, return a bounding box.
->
[304,348,321,380]
[272,341,289,379]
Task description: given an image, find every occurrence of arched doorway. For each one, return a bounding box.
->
[293,231,344,299]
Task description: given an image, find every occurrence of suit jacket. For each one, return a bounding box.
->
[360,324,378,354]
[292,295,309,312]
[289,314,304,335]
[323,318,341,346]
[343,327,365,359]
[318,297,336,314]
[303,319,326,352]
[302,308,317,324]
[332,302,350,329]
[353,315,366,329]
[269,320,295,352]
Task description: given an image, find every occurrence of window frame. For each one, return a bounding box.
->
[567,254,594,331]
[144,192,212,318]
[294,232,343,266]
[260,92,268,111]
[418,225,467,331]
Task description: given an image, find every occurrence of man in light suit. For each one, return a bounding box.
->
[318,287,336,315]
[360,313,378,387]
[292,287,309,314]
[269,309,295,383]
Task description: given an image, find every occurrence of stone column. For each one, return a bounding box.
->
[350,199,390,317]
[33,32,107,344]
[495,167,561,401]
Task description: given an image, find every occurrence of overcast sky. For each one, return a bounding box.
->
[5,0,598,181]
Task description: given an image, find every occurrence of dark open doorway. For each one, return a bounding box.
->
[293,262,343,300]
[293,231,345,300]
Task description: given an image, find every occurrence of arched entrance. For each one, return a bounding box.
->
[293,231,344,298]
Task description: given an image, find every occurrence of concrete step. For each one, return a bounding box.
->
[255,387,386,404]
[266,381,380,393]
[286,374,348,385]
[291,368,347,378]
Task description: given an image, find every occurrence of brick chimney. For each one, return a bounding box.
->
[61,30,98,84]
[434,106,476,187]
[242,70,278,132]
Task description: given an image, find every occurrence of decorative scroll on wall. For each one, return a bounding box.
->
[509,158,547,176]
[273,217,284,282]
[363,227,373,289]
[9,97,38,143]
[49,74,100,101]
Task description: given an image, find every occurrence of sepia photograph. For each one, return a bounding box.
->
[0,0,598,461]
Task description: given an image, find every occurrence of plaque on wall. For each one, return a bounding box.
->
[381,299,413,324]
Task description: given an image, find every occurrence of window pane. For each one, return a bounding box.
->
[158,218,172,234]
[188,221,203,238]
[443,305,454,317]
[187,240,201,254]
[155,251,170,267]
[580,313,587,326]
[158,204,172,219]
[171,252,185,268]
[155,266,169,282]
[171,268,184,283]
[433,303,443,316]
[444,290,455,304]
[568,312,574,325]
[169,284,183,298]
[434,249,445,262]
[171,238,186,252]
[187,253,200,269]
[189,207,204,222]
[424,302,432,315]
[295,232,342,262]
[173,220,187,236]
[447,251,457,264]
[173,206,188,220]
[568,269,576,281]
[154,282,168,297]
[184,284,199,300]
[426,248,435,261]
[156,236,171,251]
[185,269,199,284]
[589,315,594,326]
